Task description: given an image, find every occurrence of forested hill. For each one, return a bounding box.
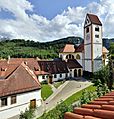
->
[0,36,83,59]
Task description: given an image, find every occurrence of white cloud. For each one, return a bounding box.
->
[0,0,114,41]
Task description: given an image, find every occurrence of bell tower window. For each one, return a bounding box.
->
[95,27,99,31]
[95,35,99,38]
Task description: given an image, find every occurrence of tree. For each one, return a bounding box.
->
[93,66,109,85]
[108,54,113,91]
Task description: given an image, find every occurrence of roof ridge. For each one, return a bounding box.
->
[5,65,20,80]
[21,62,41,86]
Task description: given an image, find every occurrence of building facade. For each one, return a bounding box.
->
[84,13,103,72]
[0,61,41,119]
[59,13,108,73]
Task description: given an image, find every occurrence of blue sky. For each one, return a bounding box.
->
[0,0,100,20]
[0,0,113,42]
[28,0,100,19]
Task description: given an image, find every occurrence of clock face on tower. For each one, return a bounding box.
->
[86,34,90,41]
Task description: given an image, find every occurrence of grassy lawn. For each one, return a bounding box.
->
[41,84,53,101]
[64,85,96,106]
[53,81,64,88]
[38,85,96,119]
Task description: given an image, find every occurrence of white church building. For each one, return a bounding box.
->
[59,13,109,73]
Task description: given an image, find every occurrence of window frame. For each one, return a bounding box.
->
[54,74,57,78]
[11,95,16,105]
[1,97,7,107]
[95,34,99,38]
[42,75,45,79]
[95,27,99,32]
[60,74,62,78]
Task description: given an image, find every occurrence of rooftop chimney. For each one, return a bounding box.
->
[7,55,10,64]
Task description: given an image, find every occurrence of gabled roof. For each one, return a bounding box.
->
[37,60,69,74]
[60,43,107,54]
[8,58,39,71]
[0,61,19,79]
[60,44,75,53]
[64,91,114,119]
[60,43,84,53]
[75,43,84,52]
[0,62,41,97]
[66,59,82,69]
[87,13,102,26]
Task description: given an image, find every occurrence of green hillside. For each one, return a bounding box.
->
[0,36,83,59]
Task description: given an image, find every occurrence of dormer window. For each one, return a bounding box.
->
[1,68,7,71]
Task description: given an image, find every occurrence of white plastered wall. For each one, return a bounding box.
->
[0,90,42,119]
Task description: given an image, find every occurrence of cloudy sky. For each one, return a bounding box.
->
[0,0,114,42]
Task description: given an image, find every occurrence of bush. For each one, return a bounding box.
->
[19,107,35,119]
[83,71,93,80]
[38,101,73,119]
[41,80,48,85]
[79,90,97,105]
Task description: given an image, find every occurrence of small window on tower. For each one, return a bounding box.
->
[95,35,99,38]
[95,27,99,32]
[86,27,89,33]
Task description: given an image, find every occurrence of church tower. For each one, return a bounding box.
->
[84,13,102,72]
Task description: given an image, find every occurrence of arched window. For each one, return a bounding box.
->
[66,55,69,59]
[78,69,82,77]
[69,54,71,59]
[71,55,74,59]
[66,54,74,59]
[76,54,80,59]
[74,69,77,77]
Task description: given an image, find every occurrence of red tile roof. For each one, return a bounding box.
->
[60,43,84,53]
[8,58,39,71]
[87,13,102,26]
[75,43,84,52]
[0,62,41,97]
[60,44,76,53]
[34,70,49,75]
[0,61,19,79]
[60,43,107,55]
[64,91,114,119]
